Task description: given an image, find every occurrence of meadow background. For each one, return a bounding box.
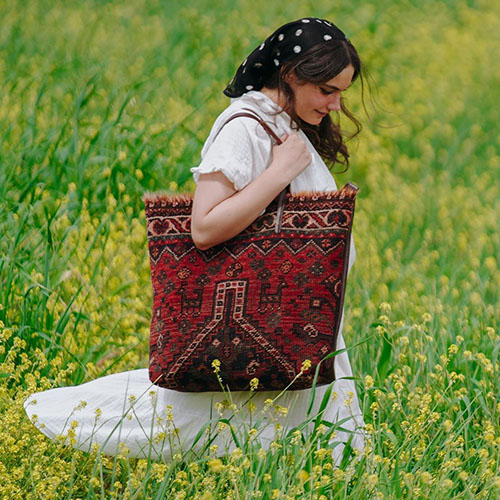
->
[1,0,499,498]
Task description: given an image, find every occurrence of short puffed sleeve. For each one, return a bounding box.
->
[190,116,270,191]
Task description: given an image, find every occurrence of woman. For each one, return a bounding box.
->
[24,17,366,465]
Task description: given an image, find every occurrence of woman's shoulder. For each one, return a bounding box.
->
[194,93,280,190]
[202,91,292,154]
[201,93,269,153]
[212,93,272,131]
[221,91,282,121]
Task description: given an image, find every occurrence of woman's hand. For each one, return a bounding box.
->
[269,133,312,183]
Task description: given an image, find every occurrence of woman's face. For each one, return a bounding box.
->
[288,64,355,125]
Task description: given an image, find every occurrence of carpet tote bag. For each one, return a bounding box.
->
[144,110,359,392]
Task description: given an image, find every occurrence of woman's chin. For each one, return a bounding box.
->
[302,115,324,126]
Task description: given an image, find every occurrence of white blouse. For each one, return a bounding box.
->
[192,90,339,193]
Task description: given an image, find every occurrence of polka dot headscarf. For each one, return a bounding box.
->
[223,17,349,98]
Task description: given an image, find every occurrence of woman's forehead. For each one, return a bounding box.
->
[322,65,355,90]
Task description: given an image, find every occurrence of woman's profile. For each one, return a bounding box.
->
[24,17,367,465]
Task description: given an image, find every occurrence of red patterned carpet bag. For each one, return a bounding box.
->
[144,112,359,392]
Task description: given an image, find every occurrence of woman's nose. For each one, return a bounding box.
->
[327,93,341,111]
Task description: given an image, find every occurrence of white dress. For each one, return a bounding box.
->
[24,91,366,464]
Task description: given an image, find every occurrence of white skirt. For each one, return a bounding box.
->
[24,328,366,465]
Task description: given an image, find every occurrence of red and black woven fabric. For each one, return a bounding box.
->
[144,185,358,392]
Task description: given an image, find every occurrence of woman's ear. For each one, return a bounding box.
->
[283,68,298,85]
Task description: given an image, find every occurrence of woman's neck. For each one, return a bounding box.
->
[260,87,286,110]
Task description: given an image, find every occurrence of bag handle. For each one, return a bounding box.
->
[214,108,288,233]
[215,108,283,145]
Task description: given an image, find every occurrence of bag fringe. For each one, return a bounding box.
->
[142,182,358,206]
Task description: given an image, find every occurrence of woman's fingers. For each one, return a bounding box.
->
[270,132,312,180]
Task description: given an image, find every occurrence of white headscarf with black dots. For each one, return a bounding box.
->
[223,17,349,98]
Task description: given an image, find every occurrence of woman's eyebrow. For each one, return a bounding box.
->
[322,83,351,91]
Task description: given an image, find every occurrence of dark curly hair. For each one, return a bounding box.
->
[263,39,363,172]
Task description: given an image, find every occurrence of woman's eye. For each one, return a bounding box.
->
[320,87,341,96]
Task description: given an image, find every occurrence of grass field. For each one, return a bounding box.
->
[1,0,499,498]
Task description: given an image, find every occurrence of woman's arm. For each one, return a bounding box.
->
[191,132,311,250]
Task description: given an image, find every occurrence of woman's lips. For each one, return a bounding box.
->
[315,110,327,117]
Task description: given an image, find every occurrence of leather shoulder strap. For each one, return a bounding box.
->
[210,107,288,233]
[213,108,283,145]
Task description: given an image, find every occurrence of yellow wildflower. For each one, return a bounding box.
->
[301,359,312,372]
[420,471,433,484]
[333,469,345,481]
[207,458,224,473]
[199,493,214,500]
[443,419,453,432]
[298,469,309,482]
[485,327,496,339]
[366,474,378,487]
[379,302,391,313]
[152,463,168,481]
[211,359,221,373]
